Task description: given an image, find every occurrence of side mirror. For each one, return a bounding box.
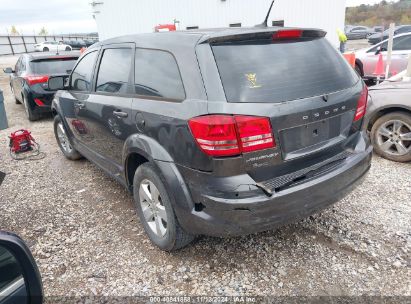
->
[0,232,43,304]
[375,46,387,55]
[48,76,68,91]
[3,67,14,74]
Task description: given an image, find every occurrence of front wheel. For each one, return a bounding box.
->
[65,46,71,51]
[10,86,21,104]
[371,112,411,162]
[43,47,49,52]
[54,116,82,160]
[355,64,363,77]
[133,163,195,251]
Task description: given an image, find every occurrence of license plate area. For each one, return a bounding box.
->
[279,111,353,160]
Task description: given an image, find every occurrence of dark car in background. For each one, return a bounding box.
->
[345,25,374,40]
[83,39,97,47]
[366,80,411,162]
[3,52,80,121]
[373,26,384,33]
[49,28,372,251]
[368,25,411,44]
[63,40,87,50]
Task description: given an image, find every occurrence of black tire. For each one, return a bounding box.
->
[371,112,411,162]
[65,47,71,51]
[355,64,362,77]
[53,115,82,160]
[11,86,21,104]
[133,163,195,251]
[43,47,49,52]
[22,95,40,121]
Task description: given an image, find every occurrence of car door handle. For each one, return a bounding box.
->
[113,110,128,118]
[74,102,85,109]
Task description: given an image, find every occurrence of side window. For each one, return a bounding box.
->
[393,36,411,51]
[96,48,132,94]
[397,27,410,34]
[70,51,98,91]
[134,49,185,100]
[0,246,23,295]
[368,41,388,53]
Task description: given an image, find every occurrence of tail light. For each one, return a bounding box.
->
[33,98,45,106]
[188,115,275,157]
[354,86,368,122]
[272,30,302,40]
[24,75,49,86]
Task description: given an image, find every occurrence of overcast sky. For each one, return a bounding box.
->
[0,0,398,35]
[0,0,97,35]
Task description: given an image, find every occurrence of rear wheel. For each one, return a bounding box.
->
[133,163,194,251]
[65,46,70,51]
[371,112,411,162]
[54,115,82,160]
[43,47,49,52]
[22,95,40,121]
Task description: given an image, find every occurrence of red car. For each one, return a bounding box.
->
[355,32,411,81]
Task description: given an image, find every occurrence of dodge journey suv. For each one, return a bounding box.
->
[49,27,372,251]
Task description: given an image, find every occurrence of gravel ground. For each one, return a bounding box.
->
[0,55,410,298]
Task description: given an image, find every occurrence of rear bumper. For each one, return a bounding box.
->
[171,132,372,237]
[25,90,54,114]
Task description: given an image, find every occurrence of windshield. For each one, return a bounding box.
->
[212,38,359,103]
[30,58,78,75]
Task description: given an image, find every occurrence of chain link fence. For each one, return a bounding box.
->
[0,35,98,56]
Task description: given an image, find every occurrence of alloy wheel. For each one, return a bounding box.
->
[56,122,73,153]
[376,119,411,156]
[138,179,168,237]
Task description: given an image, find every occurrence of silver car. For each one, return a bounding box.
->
[366,80,411,162]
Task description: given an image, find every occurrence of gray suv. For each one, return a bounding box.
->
[49,27,372,250]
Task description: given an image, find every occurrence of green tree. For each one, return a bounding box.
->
[10,26,19,36]
[400,13,411,24]
[38,27,48,36]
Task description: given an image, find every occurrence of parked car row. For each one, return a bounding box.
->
[345,24,411,43]
[368,25,411,44]
[34,39,98,52]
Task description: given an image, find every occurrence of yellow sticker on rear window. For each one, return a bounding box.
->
[245,73,262,89]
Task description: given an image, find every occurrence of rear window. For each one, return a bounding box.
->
[212,38,359,103]
[30,58,78,75]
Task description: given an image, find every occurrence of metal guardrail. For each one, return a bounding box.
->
[0,35,98,56]
[0,89,8,130]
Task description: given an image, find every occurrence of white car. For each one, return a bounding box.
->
[355,32,411,80]
[34,41,72,52]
